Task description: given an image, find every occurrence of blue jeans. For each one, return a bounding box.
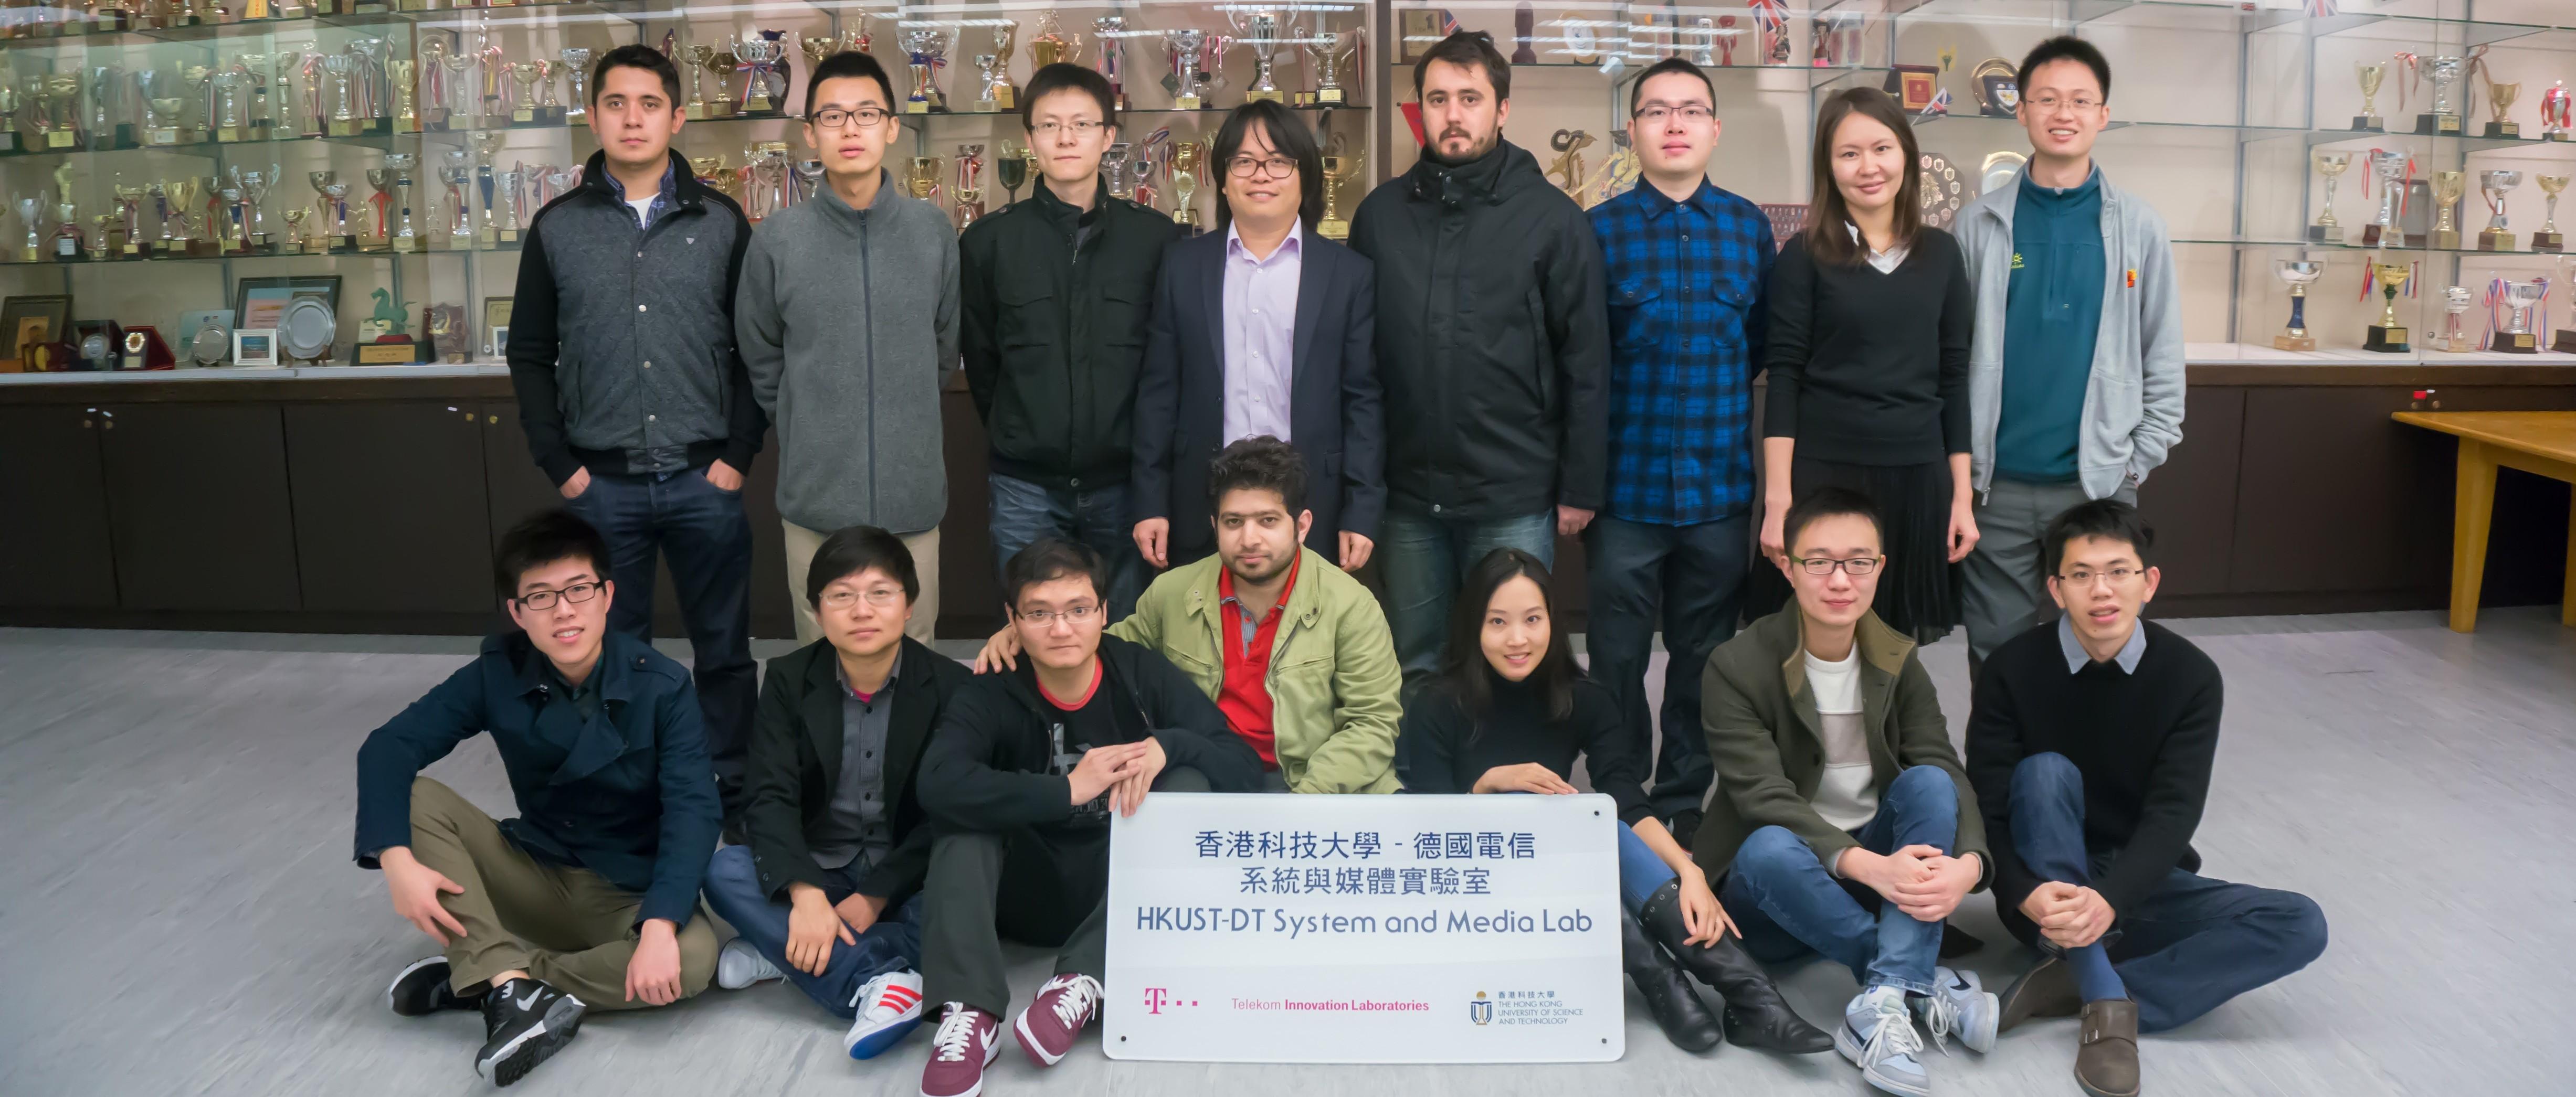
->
[2007,753,2329,1032]
[1616,823,1678,913]
[1379,505,1556,687]
[701,845,923,1019]
[563,467,755,796]
[1583,514,1750,821]
[987,472,1144,622]
[1719,765,1960,995]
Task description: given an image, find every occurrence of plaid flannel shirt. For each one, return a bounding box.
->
[1587,179,1775,525]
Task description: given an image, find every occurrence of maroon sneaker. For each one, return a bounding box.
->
[1012,973,1102,1067]
[919,1002,1002,1097]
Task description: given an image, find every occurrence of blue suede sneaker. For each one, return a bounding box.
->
[1838,985,1931,1097]
[1915,965,2000,1055]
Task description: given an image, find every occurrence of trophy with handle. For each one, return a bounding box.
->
[2484,80,2520,139]
[562,48,593,121]
[237,163,276,251]
[388,151,421,251]
[900,26,950,114]
[2309,152,2349,242]
[2364,260,2412,353]
[1166,29,1208,110]
[1094,15,1128,110]
[2478,169,2522,251]
[906,155,943,205]
[2362,149,2405,247]
[2431,171,2465,250]
[2545,81,2573,141]
[1169,139,1200,228]
[2535,175,2568,252]
[2490,277,2547,353]
[2435,285,2475,352]
[1229,7,1298,104]
[954,143,985,230]
[2417,55,2464,135]
[471,133,504,244]
[2272,261,2324,351]
[2354,61,2386,131]
[1308,28,1358,106]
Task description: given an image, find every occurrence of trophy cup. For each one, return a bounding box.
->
[2310,152,2350,242]
[1094,15,1129,110]
[508,62,543,124]
[1169,139,1200,228]
[15,197,39,263]
[681,44,715,118]
[975,54,1008,112]
[732,32,779,114]
[901,26,951,114]
[905,155,943,203]
[440,150,474,250]
[2417,56,2464,135]
[388,151,421,251]
[1030,11,1080,67]
[112,178,142,256]
[360,164,393,250]
[2273,261,2325,351]
[282,207,308,255]
[237,164,276,252]
[39,73,78,148]
[2547,81,2573,142]
[562,48,592,121]
[2431,285,2475,352]
[2431,171,2465,250]
[1103,142,1132,200]
[996,141,1030,206]
[1317,143,1361,239]
[2364,260,2412,352]
[1308,28,1358,105]
[216,178,245,253]
[471,133,503,245]
[2536,175,2569,252]
[987,22,1019,110]
[171,176,204,255]
[954,144,985,231]
[90,65,122,150]
[1230,8,1297,104]
[2494,278,2546,353]
[2355,61,2387,131]
[499,167,523,242]
[2362,150,2405,247]
[802,34,837,78]
[310,171,349,252]
[838,13,875,58]
[1166,29,1208,109]
[389,59,418,133]
[212,70,243,142]
[2479,169,2523,251]
[790,160,823,206]
[2485,80,2521,139]
[437,40,477,127]
[322,53,358,136]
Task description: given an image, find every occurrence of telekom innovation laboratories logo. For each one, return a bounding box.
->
[1142,988,1201,1015]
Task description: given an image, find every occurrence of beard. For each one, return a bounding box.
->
[1225,545,1296,587]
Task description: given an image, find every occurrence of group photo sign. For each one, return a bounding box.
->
[1103,793,1624,1063]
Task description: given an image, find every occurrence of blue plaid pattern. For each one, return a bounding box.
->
[603,157,681,230]
[1587,180,1775,525]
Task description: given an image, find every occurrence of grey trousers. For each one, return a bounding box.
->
[1961,476,2137,668]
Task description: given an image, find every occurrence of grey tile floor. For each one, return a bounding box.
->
[3,609,2571,1096]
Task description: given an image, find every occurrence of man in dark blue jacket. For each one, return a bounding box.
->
[353,510,721,1088]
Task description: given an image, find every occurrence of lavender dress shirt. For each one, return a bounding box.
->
[1221,218,1303,443]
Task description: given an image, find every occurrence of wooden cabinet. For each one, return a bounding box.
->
[97,401,301,612]
[286,401,493,614]
[479,400,566,550]
[2136,388,2243,598]
[0,405,118,609]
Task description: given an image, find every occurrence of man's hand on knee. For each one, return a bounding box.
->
[379,846,468,945]
[626,918,685,1006]
[2029,883,2113,949]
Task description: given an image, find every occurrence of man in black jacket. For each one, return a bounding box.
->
[354,511,721,1087]
[1966,500,2325,1097]
[698,526,971,1061]
[960,63,1185,622]
[1347,30,1610,687]
[912,539,1262,1097]
[509,45,764,815]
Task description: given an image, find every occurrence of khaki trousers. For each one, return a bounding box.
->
[405,777,717,1010]
[782,520,941,644]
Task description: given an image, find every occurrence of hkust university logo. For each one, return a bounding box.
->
[1469,992,1493,1026]
[1466,988,1585,1027]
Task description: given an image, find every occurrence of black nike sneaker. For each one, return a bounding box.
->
[387,956,481,1017]
[474,976,586,1087]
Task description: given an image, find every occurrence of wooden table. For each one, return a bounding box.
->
[2392,410,2576,632]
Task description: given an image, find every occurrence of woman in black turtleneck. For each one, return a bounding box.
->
[1395,548,1830,1057]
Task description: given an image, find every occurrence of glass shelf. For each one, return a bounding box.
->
[2176,236,2576,259]
[0,240,519,265]
[0,0,668,50]
[909,102,1364,118]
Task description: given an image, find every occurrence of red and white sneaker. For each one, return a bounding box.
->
[919,1002,1002,1097]
[1013,973,1102,1067]
[846,970,927,1060]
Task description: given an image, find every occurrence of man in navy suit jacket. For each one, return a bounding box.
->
[1128,100,1384,572]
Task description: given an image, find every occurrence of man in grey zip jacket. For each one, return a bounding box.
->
[738,51,960,645]
[1952,37,2184,670]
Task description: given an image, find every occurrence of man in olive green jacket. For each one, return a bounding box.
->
[1694,487,1994,1097]
[976,438,1402,794]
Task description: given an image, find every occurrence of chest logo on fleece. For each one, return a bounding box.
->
[2010,252,2024,270]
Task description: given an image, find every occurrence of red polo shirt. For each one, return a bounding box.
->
[1216,553,1300,770]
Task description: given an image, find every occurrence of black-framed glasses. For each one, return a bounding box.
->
[1631,104,1714,124]
[2058,567,2143,587]
[1018,603,1102,627]
[1227,154,1296,179]
[1031,119,1106,139]
[808,106,892,129]
[515,581,605,610]
[1787,556,1882,577]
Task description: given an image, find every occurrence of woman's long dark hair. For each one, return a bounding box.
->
[1210,99,1324,232]
[1802,87,1923,267]
[1436,547,1578,732]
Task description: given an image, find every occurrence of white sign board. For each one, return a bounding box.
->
[1103,792,1624,1063]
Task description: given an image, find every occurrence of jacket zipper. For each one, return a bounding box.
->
[1069,221,1086,483]
[861,207,877,518]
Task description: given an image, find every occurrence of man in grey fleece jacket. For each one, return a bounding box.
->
[738,51,960,644]
[1954,37,2184,673]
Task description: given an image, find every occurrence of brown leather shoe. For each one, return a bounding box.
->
[1999,954,2082,1031]
[2076,998,2141,1097]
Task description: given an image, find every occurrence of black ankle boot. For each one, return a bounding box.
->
[1638,880,1834,1054]
[1620,907,1722,1052]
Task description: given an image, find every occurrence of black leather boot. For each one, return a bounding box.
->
[1638,880,1834,1054]
[1621,907,1722,1052]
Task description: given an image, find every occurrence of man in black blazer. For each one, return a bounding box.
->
[698,525,970,1062]
[1129,100,1384,572]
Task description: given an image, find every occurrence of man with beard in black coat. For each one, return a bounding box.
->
[1348,30,1610,695]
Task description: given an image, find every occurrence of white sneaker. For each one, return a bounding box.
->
[715,938,785,991]
[1837,985,1932,1097]
[1914,966,1999,1055]
[846,970,927,1060]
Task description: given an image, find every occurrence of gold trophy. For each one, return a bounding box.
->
[2535,174,2569,252]
[1168,139,1200,227]
[2354,61,2386,132]
[2310,152,2350,242]
[1029,10,1080,68]
[391,59,419,133]
[906,155,944,204]
[2364,260,2411,353]
[1317,144,1361,240]
[2484,80,2521,139]
[44,73,79,148]
[2431,171,2465,250]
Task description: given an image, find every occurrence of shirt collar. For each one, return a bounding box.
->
[1226,217,1304,263]
[1218,550,1302,614]
[2058,614,2146,674]
[1634,178,1718,220]
[832,647,904,700]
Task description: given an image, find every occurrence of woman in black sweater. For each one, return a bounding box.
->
[1753,87,1979,641]
[1396,548,1829,1057]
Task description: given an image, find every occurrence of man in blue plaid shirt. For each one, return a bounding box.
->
[1585,57,1777,847]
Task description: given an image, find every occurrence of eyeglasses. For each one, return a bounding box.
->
[1018,604,1103,627]
[1030,119,1105,139]
[2025,95,2103,112]
[1631,104,1714,124]
[820,587,906,610]
[515,581,604,610]
[1787,556,1882,577]
[2057,567,2143,587]
[1227,154,1296,179]
[808,106,891,129]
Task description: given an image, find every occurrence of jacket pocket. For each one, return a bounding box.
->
[1097,280,1152,348]
[1525,287,1556,406]
[997,274,1054,349]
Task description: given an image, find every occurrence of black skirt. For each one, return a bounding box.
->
[1743,453,1962,642]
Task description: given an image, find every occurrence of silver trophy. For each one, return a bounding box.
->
[1093,15,1128,110]
[1306,28,1358,105]
[2479,168,2524,251]
[14,196,40,262]
[1228,8,1298,104]
[440,149,474,244]
[235,163,277,249]
[899,25,953,113]
[2421,55,2464,134]
[2272,260,2325,350]
[1165,29,1209,109]
[1104,142,1133,199]
[387,151,422,247]
[562,48,593,120]
[2364,148,2406,247]
[2497,278,2548,352]
[2437,284,2476,352]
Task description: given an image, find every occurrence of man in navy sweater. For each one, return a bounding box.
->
[1965,500,2325,1097]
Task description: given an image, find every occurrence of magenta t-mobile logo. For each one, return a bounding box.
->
[1143,987,1171,1015]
